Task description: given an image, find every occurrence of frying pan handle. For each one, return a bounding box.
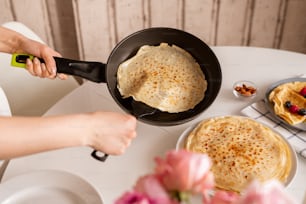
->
[11,54,107,83]
[54,57,106,83]
[91,150,109,162]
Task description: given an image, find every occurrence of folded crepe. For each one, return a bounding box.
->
[269,81,306,125]
[117,43,207,113]
[184,116,292,193]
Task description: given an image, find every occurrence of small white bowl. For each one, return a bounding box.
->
[233,80,257,99]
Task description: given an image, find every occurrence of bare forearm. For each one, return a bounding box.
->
[0,112,136,159]
[0,26,44,54]
[0,26,28,54]
[0,114,87,159]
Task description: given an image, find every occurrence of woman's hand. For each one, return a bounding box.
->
[0,26,67,79]
[0,112,137,159]
[83,112,137,155]
[22,39,67,80]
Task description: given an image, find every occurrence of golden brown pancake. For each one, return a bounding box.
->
[269,81,306,125]
[117,43,207,113]
[184,116,292,193]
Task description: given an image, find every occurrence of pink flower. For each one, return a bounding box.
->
[134,175,178,204]
[208,190,239,204]
[114,191,155,204]
[154,149,214,194]
[116,150,297,204]
[238,180,297,204]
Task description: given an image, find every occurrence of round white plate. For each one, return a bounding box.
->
[0,170,103,204]
[176,116,298,188]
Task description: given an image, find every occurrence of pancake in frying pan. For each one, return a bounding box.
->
[184,116,292,193]
[117,43,207,113]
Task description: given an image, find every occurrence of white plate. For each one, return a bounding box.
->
[176,116,298,188]
[0,170,103,204]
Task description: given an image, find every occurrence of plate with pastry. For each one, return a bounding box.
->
[264,77,306,131]
[176,115,297,193]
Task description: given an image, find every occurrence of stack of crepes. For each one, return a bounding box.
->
[184,116,293,193]
[269,81,306,125]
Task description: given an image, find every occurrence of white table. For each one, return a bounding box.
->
[1,46,306,203]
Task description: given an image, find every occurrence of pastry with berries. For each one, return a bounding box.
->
[269,82,306,125]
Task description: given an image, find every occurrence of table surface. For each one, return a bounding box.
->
[1,46,306,203]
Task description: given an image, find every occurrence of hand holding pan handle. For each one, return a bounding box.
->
[11,54,107,83]
[11,54,109,162]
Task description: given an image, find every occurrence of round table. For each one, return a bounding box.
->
[1,46,306,203]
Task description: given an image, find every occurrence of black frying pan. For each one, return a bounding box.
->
[13,27,222,161]
[104,28,222,126]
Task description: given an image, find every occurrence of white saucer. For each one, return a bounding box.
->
[0,169,103,204]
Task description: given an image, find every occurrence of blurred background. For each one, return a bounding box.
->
[1,0,306,62]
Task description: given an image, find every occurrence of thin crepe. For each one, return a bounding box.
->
[117,43,207,113]
[269,81,306,125]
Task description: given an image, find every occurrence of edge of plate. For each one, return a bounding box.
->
[0,169,103,204]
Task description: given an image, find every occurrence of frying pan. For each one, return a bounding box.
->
[12,27,222,160]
